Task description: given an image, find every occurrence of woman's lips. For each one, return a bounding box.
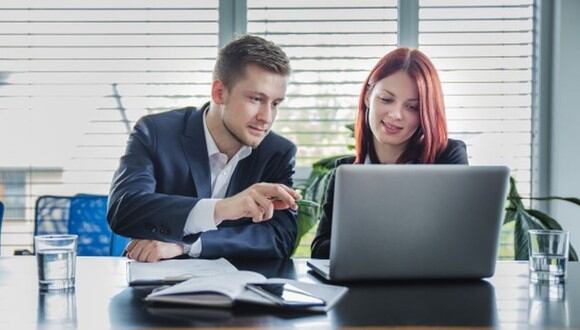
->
[382,121,402,134]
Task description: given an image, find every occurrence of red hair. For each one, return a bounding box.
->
[354,48,448,164]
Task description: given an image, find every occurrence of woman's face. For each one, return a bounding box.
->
[366,70,420,153]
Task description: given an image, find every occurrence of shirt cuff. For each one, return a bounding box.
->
[187,239,202,258]
[183,199,219,236]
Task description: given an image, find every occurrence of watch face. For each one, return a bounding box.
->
[182,243,192,255]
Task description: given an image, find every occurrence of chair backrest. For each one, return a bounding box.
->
[34,194,112,256]
[68,194,111,256]
[34,195,72,236]
[110,233,130,256]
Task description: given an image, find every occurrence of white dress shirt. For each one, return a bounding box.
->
[181,111,252,257]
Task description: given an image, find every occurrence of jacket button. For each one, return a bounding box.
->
[151,227,157,233]
[159,226,169,235]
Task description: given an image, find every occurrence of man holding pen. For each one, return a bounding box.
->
[107,35,301,262]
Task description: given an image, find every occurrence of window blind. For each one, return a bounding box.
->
[0,0,218,255]
[418,0,534,196]
[0,1,538,258]
[247,0,399,165]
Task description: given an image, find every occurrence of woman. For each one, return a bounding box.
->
[311,48,468,259]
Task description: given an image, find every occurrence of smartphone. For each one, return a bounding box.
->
[245,283,326,308]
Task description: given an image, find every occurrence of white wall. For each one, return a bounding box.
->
[550,0,580,249]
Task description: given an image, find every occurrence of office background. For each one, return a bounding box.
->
[0,0,578,256]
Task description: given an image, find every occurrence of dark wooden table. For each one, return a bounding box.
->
[0,256,578,329]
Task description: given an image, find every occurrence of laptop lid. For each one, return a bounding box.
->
[327,165,509,281]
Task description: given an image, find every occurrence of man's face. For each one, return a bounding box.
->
[216,64,288,148]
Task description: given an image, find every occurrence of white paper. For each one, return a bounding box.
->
[128,258,238,284]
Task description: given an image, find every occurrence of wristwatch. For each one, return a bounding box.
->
[182,243,192,256]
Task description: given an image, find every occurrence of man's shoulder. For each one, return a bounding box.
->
[139,107,198,127]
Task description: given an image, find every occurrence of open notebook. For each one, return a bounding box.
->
[128,258,347,312]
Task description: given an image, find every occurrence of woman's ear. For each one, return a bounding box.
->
[364,87,372,109]
[211,80,227,105]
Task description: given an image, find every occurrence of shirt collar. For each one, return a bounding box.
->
[202,109,252,161]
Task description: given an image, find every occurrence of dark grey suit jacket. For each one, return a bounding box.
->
[107,104,298,258]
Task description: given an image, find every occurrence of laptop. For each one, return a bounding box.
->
[307,165,509,282]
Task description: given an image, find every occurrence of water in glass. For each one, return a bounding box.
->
[37,249,76,290]
[529,254,567,283]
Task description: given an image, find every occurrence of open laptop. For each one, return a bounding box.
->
[307,165,509,282]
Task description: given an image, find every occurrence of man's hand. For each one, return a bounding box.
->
[126,239,184,263]
[214,183,301,224]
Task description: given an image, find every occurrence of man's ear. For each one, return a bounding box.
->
[211,80,227,105]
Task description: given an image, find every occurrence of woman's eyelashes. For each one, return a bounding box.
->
[378,96,418,112]
[379,96,394,104]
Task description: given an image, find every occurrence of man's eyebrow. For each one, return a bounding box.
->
[246,90,285,101]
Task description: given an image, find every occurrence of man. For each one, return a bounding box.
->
[107,35,301,262]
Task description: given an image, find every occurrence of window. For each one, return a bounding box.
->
[0,0,219,254]
[0,171,26,220]
[0,0,538,257]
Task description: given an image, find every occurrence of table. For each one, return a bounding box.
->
[0,257,578,329]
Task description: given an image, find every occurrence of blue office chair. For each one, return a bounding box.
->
[110,233,130,256]
[34,195,72,236]
[68,194,112,256]
[33,194,112,256]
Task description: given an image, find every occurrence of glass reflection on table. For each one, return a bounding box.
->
[37,288,77,329]
[528,282,569,327]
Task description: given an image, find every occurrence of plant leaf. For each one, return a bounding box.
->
[525,196,580,206]
[514,207,531,260]
[345,123,355,134]
[525,209,564,230]
[570,246,578,262]
[503,207,516,225]
[513,206,546,260]
[507,177,525,208]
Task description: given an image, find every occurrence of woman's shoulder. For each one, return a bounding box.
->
[446,138,466,150]
[334,155,356,167]
[435,139,469,164]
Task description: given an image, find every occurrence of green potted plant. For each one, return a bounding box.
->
[505,177,578,261]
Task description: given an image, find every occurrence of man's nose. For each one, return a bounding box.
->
[256,103,273,123]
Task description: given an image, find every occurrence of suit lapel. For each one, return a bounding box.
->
[225,154,256,197]
[180,104,212,198]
